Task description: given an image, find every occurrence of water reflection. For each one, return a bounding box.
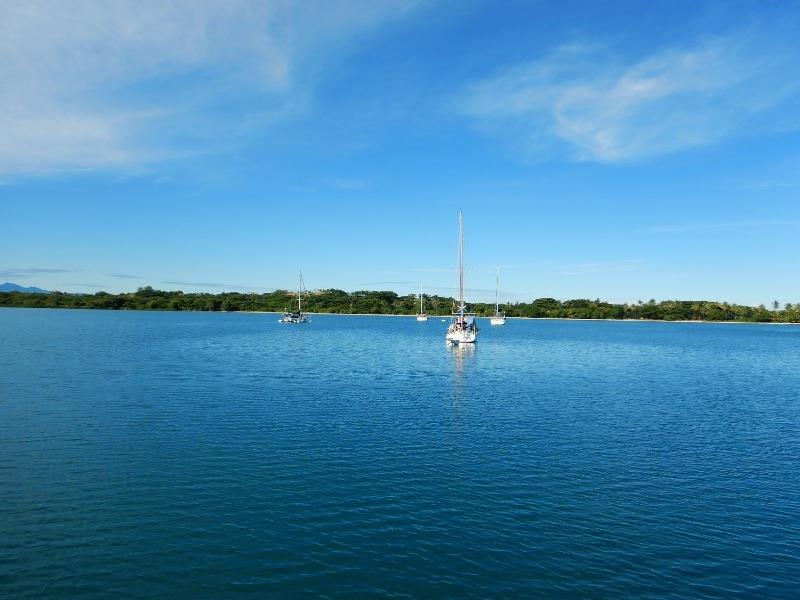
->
[448,342,476,402]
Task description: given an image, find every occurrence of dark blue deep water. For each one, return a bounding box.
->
[1,308,799,598]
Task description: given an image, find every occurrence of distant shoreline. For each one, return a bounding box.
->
[241,310,800,324]
[511,316,800,325]
[5,306,795,325]
[3,287,798,324]
[312,313,800,325]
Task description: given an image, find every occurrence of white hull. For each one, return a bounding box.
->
[446,328,477,344]
[416,315,428,321]
[279,313,310,323]
[490,316,506,325]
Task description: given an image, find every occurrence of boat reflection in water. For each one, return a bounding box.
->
[448,341,476,404]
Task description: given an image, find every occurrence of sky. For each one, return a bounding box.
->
[2,0,800,306]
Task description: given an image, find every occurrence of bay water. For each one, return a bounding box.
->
[1,308,799,597]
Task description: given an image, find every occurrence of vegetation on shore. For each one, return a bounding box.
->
[2,287,800,322]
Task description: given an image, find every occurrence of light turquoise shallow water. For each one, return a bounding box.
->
[1,308,799,598]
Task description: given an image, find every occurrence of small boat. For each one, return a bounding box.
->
[279,269,310,323]
[446,212,478,345]
[490,266,506,325]
[416,283,428,321]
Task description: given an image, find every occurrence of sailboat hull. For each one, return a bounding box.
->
[446,314,478,343]
[279,313,310,323]
[416,315,428,321]
[279,318,310,324]
[490,316,506,325]
[446,329,477,344]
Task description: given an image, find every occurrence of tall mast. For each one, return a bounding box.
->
[458,211,464,313]
[298,268,303,313]
[420,283,424,313]
[495,266,500,312]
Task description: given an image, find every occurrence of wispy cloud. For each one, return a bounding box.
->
[63,282,106,289]
[423,286,498,294]
[542,260,645,277]
[0,1,420,177]
[459,23,800,162]
[647,220,800,233]
[743,181,800,191]
[160,280,262,291]
[110,272,142,279]
[0,266,74,279]
[413,267,457,273]
[469,263,533,271]
[355,281,420,286]
[408,266,516,273]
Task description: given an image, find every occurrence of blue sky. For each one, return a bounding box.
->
[2,0,800,305]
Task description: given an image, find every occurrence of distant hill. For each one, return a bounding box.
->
[0,282,49,293]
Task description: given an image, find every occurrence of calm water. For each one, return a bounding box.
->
[1,308,799,598]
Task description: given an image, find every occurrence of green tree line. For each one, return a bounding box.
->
[2,287,800,322]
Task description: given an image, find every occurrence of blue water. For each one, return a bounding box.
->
[1,308,799,598]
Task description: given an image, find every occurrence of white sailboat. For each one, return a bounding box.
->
[279,269,310,323]
[446,212,478,345]
[416,283,428,321]
[490,266,506,325]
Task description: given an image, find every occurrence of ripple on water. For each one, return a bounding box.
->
[1,310,799,598]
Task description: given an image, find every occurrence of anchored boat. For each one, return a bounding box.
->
[446,212,478,345]
[490,266,506,325]
[416,283,428,321]
[279,269,310,323]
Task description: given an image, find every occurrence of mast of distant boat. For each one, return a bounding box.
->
[496,266,500,313]
[417,283,429,321]
[298,268,303,314]
[490,265,506,324]
[458,211,465,317]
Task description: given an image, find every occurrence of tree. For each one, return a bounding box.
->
[3,288,800,323]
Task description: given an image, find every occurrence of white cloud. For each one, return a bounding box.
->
[459,31,800,162]
[0,0,418,176]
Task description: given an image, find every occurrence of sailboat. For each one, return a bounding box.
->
[490,266,506,325]
[279,269,310,323]
[446,212,478,345]
[416,283,428,321]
